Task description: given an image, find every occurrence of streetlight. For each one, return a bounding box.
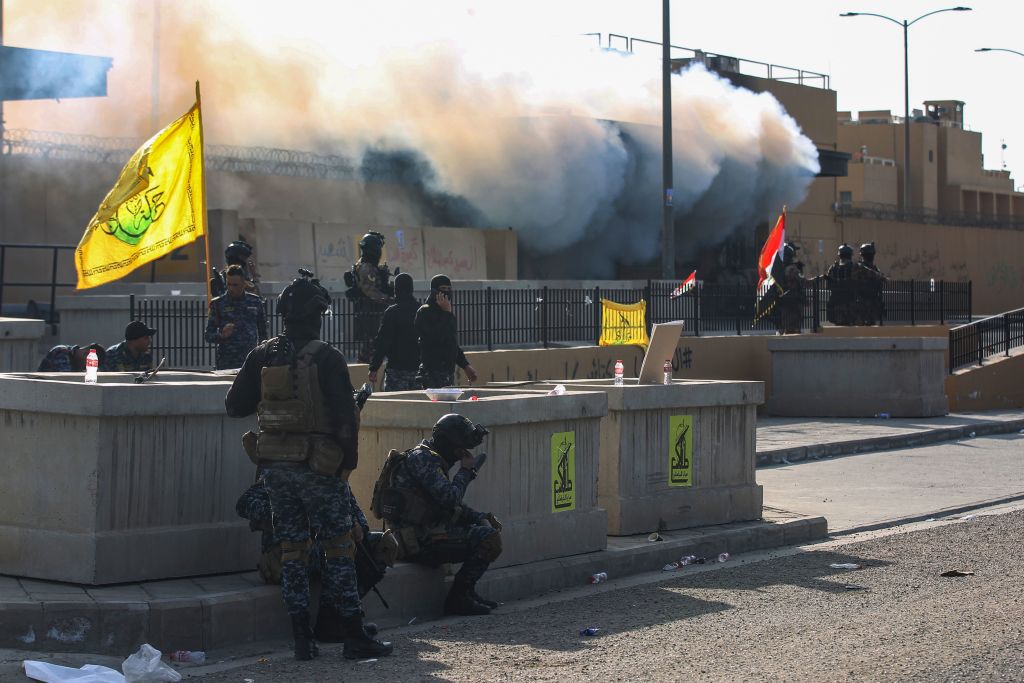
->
[841,7,972,214]
[975,47,1024,58]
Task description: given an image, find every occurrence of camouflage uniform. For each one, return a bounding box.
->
[825,260,856,326]
[204,291,268,370]
[387,441,499,588]
[101,342,152,372]
[776,262,806,335]
[852,263,886,325]
[352,261,391,364]
[384,369,421,392]
[37,345,77,372]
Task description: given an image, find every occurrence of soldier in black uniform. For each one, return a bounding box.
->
[368,273,421,391]
[775,243,807,335]
[825,244,856,326]
[854,242,886,325]
[225,269,392,661]
[210,237,260,298]
[415,275,478,388]
[345,231,394,364]
[374,414,502,616]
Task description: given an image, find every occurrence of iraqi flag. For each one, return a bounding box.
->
[757,210,786,292]
[669,270,697,298]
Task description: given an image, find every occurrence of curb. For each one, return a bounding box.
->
[828,492,1024,537]
[0,516,827,655]
[757,418,1024,467]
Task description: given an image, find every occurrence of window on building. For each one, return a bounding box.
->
[929,150,934,163]
[839,191,853,206]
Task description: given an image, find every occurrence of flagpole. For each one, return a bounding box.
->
[196,80,212,307]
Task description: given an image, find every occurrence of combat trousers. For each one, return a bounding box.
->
[383,367,421,392]
[262,467,361,617]
[417,368,455,389]
[407,524,499,586]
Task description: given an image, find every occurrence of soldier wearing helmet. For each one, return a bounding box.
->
[345,231,396,363]
[825,244,857,326]
[853,241,886,325]
[226,269,392,662]
[373,413,502,616]
[773,242,807,334]
[210,236,260,297]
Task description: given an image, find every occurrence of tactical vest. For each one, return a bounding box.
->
[371,446,443,527]
[250,339,345,476]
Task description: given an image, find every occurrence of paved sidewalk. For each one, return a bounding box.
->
[756,410,1024,466]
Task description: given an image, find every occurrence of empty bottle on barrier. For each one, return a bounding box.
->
[613,360,624,386]
[663,360,672,385]
[588,572,608,584]
[84,349,99,384]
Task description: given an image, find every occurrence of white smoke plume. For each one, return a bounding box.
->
[5,1,820,276]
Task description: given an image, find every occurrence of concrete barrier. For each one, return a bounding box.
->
[495,379,764,535]
[351,388,609,567]
[767,336,949,417]
[0,371,256,584]
[0,317,45,372]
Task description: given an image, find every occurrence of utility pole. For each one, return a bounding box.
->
[660,0,675,279]
[151,0,160,132]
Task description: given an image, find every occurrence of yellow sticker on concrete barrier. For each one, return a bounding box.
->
[551,431,576,512]
[668,415,693,487]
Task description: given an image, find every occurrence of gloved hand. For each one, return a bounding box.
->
[482,512,502,532]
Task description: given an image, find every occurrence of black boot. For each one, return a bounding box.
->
[315,604,380,642]
[291,612,319,661]
[340,615,394,660]
[469,587,499,610]
[444,582,491,616]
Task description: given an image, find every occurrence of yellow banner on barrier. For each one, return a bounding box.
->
[598,299,649,348]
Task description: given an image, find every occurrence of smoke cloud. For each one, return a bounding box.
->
[5,1,819,276]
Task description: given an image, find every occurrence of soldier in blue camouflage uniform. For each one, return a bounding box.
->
[381,413,502,615]
[101,321,155,371]
[205,265,267,370]
[37,343,105,372]
[226,269,392,662]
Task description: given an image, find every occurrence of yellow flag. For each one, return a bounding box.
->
[598,299,649,348]
[75,102,205,288]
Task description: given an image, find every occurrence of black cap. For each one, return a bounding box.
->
[125,321,157,341]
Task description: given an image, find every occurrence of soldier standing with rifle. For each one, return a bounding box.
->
[345,231,395,364]
[225,269,392,662]
[825,244,857,326]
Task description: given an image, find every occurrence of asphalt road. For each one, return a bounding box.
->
[186,506,1024,683]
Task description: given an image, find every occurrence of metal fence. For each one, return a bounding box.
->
[130,279,973,370]
[0,243,77,331]
[949,307,1024,373]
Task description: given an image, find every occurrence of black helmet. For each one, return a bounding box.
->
[838,244,854,259]
[359,231,385,262]
[225,237,253,265]
[783,242,799,263]
[859,242,876,257]
[277,269,330,321]
[432,414,488,451]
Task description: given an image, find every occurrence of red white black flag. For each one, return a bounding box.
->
[669,270,697,299]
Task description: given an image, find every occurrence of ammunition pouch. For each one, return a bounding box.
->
[241,430,260,465]
[321,531,356,560]
[257,363,318,432]
[280,539,312,565]
[308,435,345,476]
[255,432,309,463]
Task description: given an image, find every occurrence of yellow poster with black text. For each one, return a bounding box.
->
[75,102,205,289]
[551,431,576,512]
[598,299,649,348]
[668,415,693,487]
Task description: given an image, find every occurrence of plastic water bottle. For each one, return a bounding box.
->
[613,360,624,386]
[579,627,600,637]
[84,349,99,384]
[663,360,672,385]
[588,572,608,584]
[717,552,730,563]
[168,650,206,664]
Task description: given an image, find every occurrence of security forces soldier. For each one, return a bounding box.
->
[38,342,105,372]
[225,269,392,661]
[825,244,857,326]
[345,231,394,364]
[205,264,268,370]
[374,414,501,616]
[775,243,806,335]
[102,321,156,372]
[368,273,421,391]
[853,242,886,325]
[415,275,478,388]
[210,237,260,298]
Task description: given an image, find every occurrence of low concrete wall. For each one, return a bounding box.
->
[947,349,1024,411]
[352,388,609,568]
[56,295,133,351]
[496,379,764,535]
[0,371,256,584]
[0,317,46,372]
[767,336,949,417]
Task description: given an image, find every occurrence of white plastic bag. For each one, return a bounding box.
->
[23,661,125,683]
[121,645,181,683]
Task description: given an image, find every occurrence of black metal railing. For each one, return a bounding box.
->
[949,307,1024,373]
[129,279,973,370]
[0,243,77,331]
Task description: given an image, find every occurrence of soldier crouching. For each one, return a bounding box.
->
[374,414,502,616]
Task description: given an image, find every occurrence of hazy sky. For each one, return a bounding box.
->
[5,0,1022,189]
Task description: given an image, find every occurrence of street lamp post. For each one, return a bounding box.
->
[975,47,1024,58]
[661,0,675,280]
[841,7,972,215]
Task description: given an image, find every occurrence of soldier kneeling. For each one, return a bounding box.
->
[373,414,502,616]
